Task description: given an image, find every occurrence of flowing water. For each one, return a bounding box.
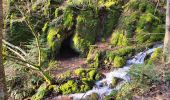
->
[57,44,163,100]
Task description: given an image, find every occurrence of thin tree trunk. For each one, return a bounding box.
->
[0,0,7,99]
[164,0,170,62]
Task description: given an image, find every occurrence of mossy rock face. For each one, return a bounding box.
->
[117,11,140,38]
[114,56,126,68]
[135,12,164,43]
[74,68,102,88]
[103,47,134,67]
[59,80,78,95]
[110,31,129,47]
[72,10,99,56]
[102,8,121,38]
[88,70,97,80]
[116,0,165,43]
[47,27,65,57]
[80,84,91,92]
[86,46,101,68]
[147,48,162,64]
[115,46,135,57]
[74,68,86,77]
[104,51,116,66]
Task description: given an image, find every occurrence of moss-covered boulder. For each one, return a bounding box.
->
[47,27,65,57]
[114,56,126,68]
[80,84,91,92]
[115,0,165,44]
[59,80,78,95]
[147,48,162,64]
[104,51,116,66]
[86,46,101,68]
[135,13,164,43]
[72,10,99,56]
[74,68,86,77]
[110,31,129,47]
[102,7,121,38]
[115,46,135,57]
[85,93,99,100]
[110,77,117,88]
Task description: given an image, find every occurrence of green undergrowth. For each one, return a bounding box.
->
[57,68,102,95]
[111,0,165,46]
[107,64,161,100]
[86,42,158,69]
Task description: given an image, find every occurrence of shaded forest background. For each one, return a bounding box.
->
[2,0,170,100]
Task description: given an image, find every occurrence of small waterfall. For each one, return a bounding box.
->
[67,45,163,100]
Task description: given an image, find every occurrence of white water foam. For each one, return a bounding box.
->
[63,45,163,100]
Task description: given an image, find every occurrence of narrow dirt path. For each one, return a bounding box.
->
[50,57,86,75]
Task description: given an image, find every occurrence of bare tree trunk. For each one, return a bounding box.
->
[164,0,170,62]
[0,0,7,99]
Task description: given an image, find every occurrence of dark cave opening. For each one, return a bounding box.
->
[56,34,80,60]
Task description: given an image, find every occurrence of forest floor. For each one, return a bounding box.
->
[133,83,170,100]
[50,57,86,75]
[50,41,112,76]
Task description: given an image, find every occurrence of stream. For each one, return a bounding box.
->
[56,44,163,100]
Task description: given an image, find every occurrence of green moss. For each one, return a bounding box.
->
[136,32,149,43]
[82,78,94,86]
[104,51,116,65]
[117,33,129,46]
[86,46,101,68]
[135,12,164,43]
[110,31,129,46]
[148,48,162,64]
[80,85,90,92]
[110,77,117,88]
[88,70,97,80]
[89,52,100,68]
[95,73,101,80]
[85,93,99,100]
[62,9,73,28]
[104,47,134,66]
[31,84,48,100]
[120,0,164,43]
[59,80,78,95]
[115,47,135,56]
[98,0,120,8]
[110,31,120,46]
[75,68,86,77]
[42,22,49,33]
[55,8,63,17]
[137,13,160,32]
[80,69,101,86]
[72,10,98,56]
[103,8,120,38]
[124,0,154,13]
[114,56,126,68]
[47,27,62,52]
[118,11,139,37]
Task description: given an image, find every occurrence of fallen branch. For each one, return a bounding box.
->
[5,54,40,70]
[2,39,27,56]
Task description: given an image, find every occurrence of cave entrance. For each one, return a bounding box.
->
[56,34,79,60]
